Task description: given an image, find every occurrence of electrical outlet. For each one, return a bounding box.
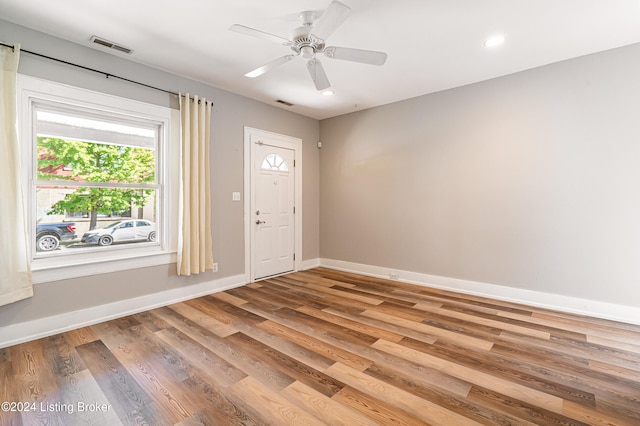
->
[389,273,400,280]
[213,263,218,272]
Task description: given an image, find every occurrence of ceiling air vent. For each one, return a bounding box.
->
[275,99,294,107]
[90,36,133,54]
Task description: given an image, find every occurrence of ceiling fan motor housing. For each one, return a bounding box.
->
[290,25,325,58]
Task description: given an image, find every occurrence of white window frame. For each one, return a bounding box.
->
[18,75,180,283]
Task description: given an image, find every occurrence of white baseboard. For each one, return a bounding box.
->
[302,258,321,270]
[0,274,246,349]
[319,258,640,326]
[5,259,637,349]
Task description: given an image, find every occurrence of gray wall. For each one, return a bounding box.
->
[4,17,640,330]
[0,21,320,325]
[320,42,640,307]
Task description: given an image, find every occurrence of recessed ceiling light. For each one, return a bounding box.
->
[321,90,334,96]
[484,35,505,48]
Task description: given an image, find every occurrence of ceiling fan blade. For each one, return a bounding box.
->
[229,24,291,46]
[323,46,387,66]
[306,58,331,91]
[245,55,297,78]
[311,1,351,41]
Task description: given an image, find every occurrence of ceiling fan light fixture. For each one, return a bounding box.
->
[301,46,315,59]
[321,89,334,96]
[484,35,505,48]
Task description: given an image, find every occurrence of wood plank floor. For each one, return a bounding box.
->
[2,268,640,425]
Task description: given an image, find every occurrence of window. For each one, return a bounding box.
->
[18,75,179,282]
[261,153,289,172]
[35,107,158,248]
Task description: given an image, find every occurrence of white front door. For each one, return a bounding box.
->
[252,137,296,280]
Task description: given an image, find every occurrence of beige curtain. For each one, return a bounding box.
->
[0,43,33,306]
[177,94,214,275]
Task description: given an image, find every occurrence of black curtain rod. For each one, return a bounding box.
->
[1,41,209,103]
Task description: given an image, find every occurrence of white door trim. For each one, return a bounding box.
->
[244,127,302,282]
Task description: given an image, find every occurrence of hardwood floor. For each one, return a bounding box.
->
[2,268,640,425]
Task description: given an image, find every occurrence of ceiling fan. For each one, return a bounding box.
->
[229,1,387,91]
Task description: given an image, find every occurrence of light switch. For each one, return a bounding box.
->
[232,192,241,201]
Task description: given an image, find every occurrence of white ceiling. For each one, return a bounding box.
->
[2,0,640,120]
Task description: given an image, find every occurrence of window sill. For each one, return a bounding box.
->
[32,250,177,284]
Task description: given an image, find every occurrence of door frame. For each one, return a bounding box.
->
[244,126,302,282]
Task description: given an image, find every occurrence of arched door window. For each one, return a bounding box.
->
[261,153,289,172]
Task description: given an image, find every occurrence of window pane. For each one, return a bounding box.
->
[36,185,157,252]
[36,110,156,149]
[37,136,155,185]
[261,153,289,172]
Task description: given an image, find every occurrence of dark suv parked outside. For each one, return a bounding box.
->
[36,222,77,251]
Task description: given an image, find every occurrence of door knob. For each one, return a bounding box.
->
[256,220,266,225]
